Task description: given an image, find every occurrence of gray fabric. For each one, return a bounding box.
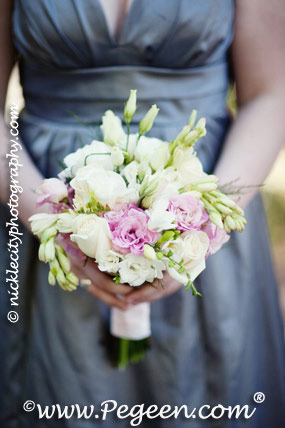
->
[0,0,284,427]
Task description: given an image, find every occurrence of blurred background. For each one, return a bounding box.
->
[5,66,285,321]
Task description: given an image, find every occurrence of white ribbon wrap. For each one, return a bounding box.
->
[111,302,151,340]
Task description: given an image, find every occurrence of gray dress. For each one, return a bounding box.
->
[0,1,284,427]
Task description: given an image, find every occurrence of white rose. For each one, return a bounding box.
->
[134,136,170,170]
[58,140,113,180]
[118,254,165,286]
[146,197,176,232]
[29,213,58,236]
[98,250,122,274]
[70,165,139,210]
[167,230,209,284]
[101,110,126,146]
[70,214,112,259]
[173,147,206,185]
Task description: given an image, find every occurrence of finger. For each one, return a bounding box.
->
[125,283,161,304]
[87,284,129,310]
[84,260,132,296]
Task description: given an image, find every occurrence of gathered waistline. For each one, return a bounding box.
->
[20,62,229,123]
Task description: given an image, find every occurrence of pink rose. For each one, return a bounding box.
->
[36,178,68,207]
[168,194,208,232]
[105,204,159,256]
[202,222,230,257]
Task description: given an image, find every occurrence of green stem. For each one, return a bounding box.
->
[84,152,111,166]
[126,123,130,151]
[118,338,130,370]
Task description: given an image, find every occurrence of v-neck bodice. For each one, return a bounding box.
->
[13,0,234,69]
[96,0,135,46]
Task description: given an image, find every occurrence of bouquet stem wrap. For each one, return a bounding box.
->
[111,303,151,369]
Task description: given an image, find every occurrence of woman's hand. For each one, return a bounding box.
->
[69,254,132,311]
[125,272,183,305]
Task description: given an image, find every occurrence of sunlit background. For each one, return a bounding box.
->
[5,66,285,321]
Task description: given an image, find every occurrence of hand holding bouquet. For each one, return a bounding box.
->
[29,90,246,367]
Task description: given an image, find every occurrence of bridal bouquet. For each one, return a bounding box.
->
[29,90,246,368]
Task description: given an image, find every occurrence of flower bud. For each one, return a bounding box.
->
[56,269,67,288]
[66,272,79,286]
[50,258,60,276]
[57,252,71,273]
[44,238,56,262]
[48,271,56,286]
[209,212,224,229]
[111,147,125,167]
[193,182,218,192]
[174,125,190,143]
[139,104,159,135]
[38,243,46,262]
[156,251,164,260]
[101,110,125,146]
[41,225,57,243]
[183,130,197,146]
[124,89,137,124]
[195,118,207,137]
[157,230,175,245]
[188,109,197,130]
[225,215,236,230]
[64,281,78,291]
[141,195,153,209]
[143,244,156,261]
[215,203,232,215]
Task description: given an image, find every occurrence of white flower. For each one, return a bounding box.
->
[98,250,122,274]
[141,168,183,209]
[111,147,124,167]
[57,211,77,233]
[70,165,139,210]
[121,161,139,188]
[101,110,126,146]
[134,136,170,171]
[58,140,113,180]
[146,197,175,232]
[118,254,165,286]
[29,213,58,236]
[124,89,137,124]
[161,237,185,263]
[143,244,156,261]
[70,214,112,259]
[173,147,206,185]
[167,230,209,284]
[139,105,159,135]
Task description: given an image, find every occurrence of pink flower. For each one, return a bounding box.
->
[105,204,159,256]
[168,194,208,232]
[202,222,230,257]
[36,178,68,207]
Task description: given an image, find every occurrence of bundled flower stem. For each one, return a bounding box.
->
[29,90,247,368]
